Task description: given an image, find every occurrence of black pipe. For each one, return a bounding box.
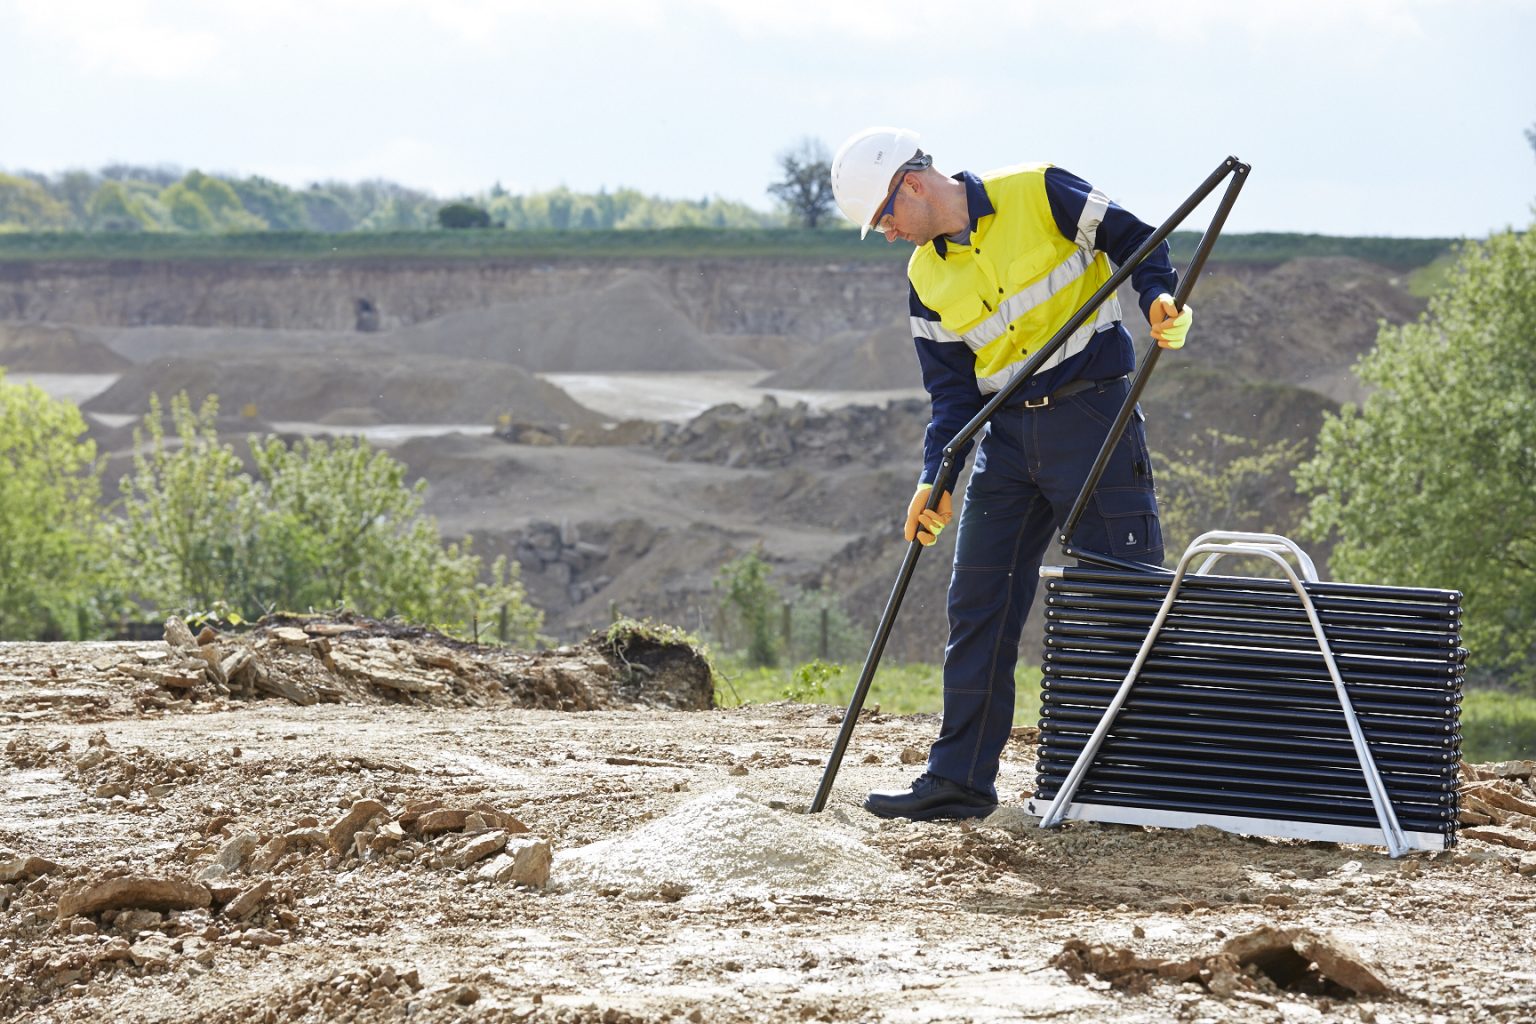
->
[1045,603,1460,650]
[1037,718,1460,758]
[1057,160,1250,548]
[1033,748,1458,794]
[1042,662,1462,703]
[1038,703,1458,745]
[1039,695,1458,740]
[1040,677,1460,718]
[1045,592,1462,634]
[1043,635,1465,679]
[1045,619,1460,661]
[1030,785,1458,834]
[1032,763,1456,805]
[1044,580,1462,623]
[1047,567,1462,608]
[1036,733,1460,773]
[1043,648,1464,689]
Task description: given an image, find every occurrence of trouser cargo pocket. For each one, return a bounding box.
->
[1086,486,1164,563]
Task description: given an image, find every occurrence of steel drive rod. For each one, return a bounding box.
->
[807,156,1250,813]
[1055,163,1249,550]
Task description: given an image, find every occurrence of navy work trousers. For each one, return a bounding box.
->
[927,376,1164,799]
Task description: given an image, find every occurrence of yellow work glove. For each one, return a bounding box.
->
[904,484,953,547]
[1149,293,1193,350]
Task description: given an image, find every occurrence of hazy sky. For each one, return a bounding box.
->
[2,0,1532,237]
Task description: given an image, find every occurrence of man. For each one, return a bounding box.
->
[829,126,1191,821]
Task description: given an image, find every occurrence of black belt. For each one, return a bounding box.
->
[1020,375,1127,410]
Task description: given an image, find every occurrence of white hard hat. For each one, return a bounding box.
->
[831,126,924,239]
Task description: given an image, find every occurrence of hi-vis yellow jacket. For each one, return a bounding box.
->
[907,162,1121,396]
[905,165,1177,486]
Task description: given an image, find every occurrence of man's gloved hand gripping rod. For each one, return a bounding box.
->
[809,156,1251,813]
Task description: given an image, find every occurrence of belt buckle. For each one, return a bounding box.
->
[1023,394,1050,409]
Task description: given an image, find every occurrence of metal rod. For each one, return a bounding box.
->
[1031,786,1458,833]
[1044,635,1464,679]
[1038,703,1457,745]
[1043,658,1463,696]
[1045,603,1460,649]
[1040,677,1460,717]
[1048,566,1463,608]
[1032,764,1456,806]
[1046,590,1462,631]
[807,156,1250,813]
[1034,749,1458,793]
[1045,620,1459,661]
[1056,163,1249,548]
[1036,733,1460,773]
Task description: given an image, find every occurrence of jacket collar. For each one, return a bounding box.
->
[932,171,994,259]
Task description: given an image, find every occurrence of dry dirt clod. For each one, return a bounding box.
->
[328,799,389,855]
[56,876,211,919]
[222,879,273,921]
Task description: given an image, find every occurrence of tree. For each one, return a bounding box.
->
[437,202,491,229]
[1296,224,1536,684]
[161,182,216,232]
[0,372,108,639]
[86,181,155,232]
[1157,430,1306,562]
[767,138,835,229]
[714,548,781,667]
[0,173,73,230]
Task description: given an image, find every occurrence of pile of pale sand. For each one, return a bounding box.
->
[388,269,760,373]
[82,353,604,427]
[555,787,904,901]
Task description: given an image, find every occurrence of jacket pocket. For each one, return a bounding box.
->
[1007,242,1061,291]
[1091,486,1163,560]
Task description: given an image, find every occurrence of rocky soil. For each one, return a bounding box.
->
[3,623,1535,1024]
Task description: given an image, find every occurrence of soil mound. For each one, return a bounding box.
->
[0,321,131,373]
[389,269,760,372]
[555,787,902,901]
[757,321,915,390]
[81,353,603,427]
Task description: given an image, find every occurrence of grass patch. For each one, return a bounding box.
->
[713,656,1042,726]
[0,229,1455,268]
[713,658,1534,765]
[1461,688,1536,763]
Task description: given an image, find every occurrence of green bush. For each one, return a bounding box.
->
[109,392,542,644]
[1298,224,1536,686]
[0,372,109,638]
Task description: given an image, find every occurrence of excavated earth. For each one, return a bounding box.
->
[3,622,1536,1024]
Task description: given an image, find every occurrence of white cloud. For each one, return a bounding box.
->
[11,0,224,80]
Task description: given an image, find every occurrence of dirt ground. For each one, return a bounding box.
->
[3,624,1534,1024]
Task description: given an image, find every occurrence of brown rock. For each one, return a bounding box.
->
[449,830,508,868]
[328,799,389,854]
[1461,825,1536,851]
[57,876,211,919]
[413,808,471,836]
[1291,932,1391,996]
[478,837,552,887]
[250,835,291,872]
[0,855,64,882]
[164,617,198,651]
[222,879,273,921]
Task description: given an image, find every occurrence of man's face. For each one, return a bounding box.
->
[874,174,938,246]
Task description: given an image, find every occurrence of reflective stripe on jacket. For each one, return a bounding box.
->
[907,163,1120,395]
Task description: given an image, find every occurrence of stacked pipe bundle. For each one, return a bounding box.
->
[1030,564,1463,851]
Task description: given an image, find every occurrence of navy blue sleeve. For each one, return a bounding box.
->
[910,285,985,487]
[1043,166,1178,324]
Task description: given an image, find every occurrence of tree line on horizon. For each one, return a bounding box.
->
[0,164,791,235]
